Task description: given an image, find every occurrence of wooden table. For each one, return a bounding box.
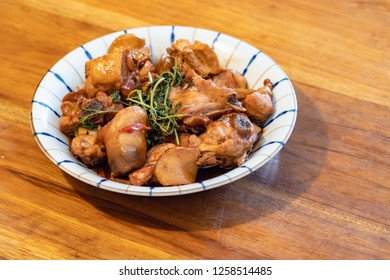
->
[0,0,389,260]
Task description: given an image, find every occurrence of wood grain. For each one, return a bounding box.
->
[0,0,389,259]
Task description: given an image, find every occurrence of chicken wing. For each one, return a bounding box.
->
[70,128,106,166]
[197,113,258,167]
[243,79,274,122]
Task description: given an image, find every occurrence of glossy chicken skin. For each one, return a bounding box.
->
[157,39,221,77]
[243,78,274,122]
[154,146,200,186]
[84,51,123,98]
[104,106,149,177]
[212,69,247,89]
[84,34,148,98]
[197,113,258,167]
[128,143,175,185]
[107,33,145,54]
[169,70,245,132]
[129,143,200,186]
[120,46,155,97]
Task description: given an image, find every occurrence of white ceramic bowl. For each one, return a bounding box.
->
[31,26,297,196]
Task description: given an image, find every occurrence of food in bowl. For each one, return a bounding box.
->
[58,34,275,187]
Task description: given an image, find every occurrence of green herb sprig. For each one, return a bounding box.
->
[77,108,119,131]
[127,65,185,146]
[110,89,129,106]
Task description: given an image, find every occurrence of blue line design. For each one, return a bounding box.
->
[123,29,128,34]
[49,70,73,92]
[252,141,285,153]
[272,77,288,88]
[263,109,297,128]
[32,100,60,118]
[242,51,262,76]
[97,178,108,188]
[198,181,206,191]
[212,33,221,50]
[80,45,92,60]
[149,186,155,196]
[261,141,285,148]
[57,159,84,166]
[170,26,175,43]
[34,132,69,146]
[239,165,253,173]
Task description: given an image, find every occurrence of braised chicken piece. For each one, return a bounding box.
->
[79,91,123,128]
[256,78,273,97]
[95,91,124,121]
[84,51,123,98]
[197,113,259,167]
[211,69,251,100]
[243,79,274,123]
[169,70,245,132]
[212,69,247,89]
[128,143,175,185]
[107,33,145,54]
[59,90,122,135]
[179,115,212,134]
[129,143,200,186]
[84,34,154,98]
[157,39,220,77]
[154,146,200,186]
[70,127,106,166]
[120,46,155,97]
[59,100,83,135]
[62,87,87,102]
[104,106,149,177]
[59,89,88,135]
[163,133,202,148]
